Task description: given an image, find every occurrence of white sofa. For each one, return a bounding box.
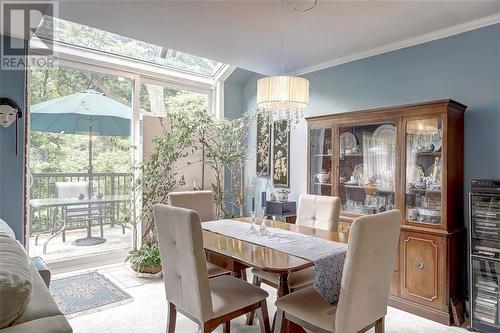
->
[0,219,72,333]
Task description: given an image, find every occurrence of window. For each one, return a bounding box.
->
[35,16,225,77]
[140,82,209,117]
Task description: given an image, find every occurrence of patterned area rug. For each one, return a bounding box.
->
[50,271,132,316]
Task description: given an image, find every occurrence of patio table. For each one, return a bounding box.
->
[30,195,130,253]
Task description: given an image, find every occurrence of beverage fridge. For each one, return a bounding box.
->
[469,180,500,332]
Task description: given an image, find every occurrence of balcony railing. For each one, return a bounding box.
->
[29,172,133,236]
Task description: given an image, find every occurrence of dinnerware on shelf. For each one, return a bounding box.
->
[418,208,441,224]
[340,132,357,154]
[316,170,331,183]
[352,164,369,185]
[372,124,396,147]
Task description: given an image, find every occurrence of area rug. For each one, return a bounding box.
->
[50,271,132,317]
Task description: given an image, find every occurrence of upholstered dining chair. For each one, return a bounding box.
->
[250,194,341,289]
[295,194,341,231]
[167,190,230,278]
[154,204,271,333]
[168,190,215,222]
[274,210,401,333]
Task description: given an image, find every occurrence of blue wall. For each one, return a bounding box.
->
[240,24,500,208]
[0,36,26,241]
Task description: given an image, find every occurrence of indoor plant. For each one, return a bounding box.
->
[125,243,162,275]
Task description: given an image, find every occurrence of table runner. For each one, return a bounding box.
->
[202,219,346,304]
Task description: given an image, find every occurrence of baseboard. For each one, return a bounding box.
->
[46,249,129,275]
[389,295,452,326]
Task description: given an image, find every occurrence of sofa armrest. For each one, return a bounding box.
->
[30,257,51,287]
[0,315,72,333]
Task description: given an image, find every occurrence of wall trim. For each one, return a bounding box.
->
[292,12,500,76]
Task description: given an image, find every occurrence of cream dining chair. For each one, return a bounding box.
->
[168,190,215,222]
[274,210,401,333]
[154,204,271,333]
[167,190,230,278]
[295,194,341,231]
[247,194,341,325]
[250,195,341,290]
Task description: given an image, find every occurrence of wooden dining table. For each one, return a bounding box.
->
[202,216,349,298]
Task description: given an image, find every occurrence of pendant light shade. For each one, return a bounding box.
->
[257,76,309,127]
[257,76,309,110]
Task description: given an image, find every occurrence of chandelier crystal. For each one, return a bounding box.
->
[256,75,309,129]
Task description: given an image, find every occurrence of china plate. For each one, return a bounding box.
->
[340,132,357,153]
[372,124,396,147]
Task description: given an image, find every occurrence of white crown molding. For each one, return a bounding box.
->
[292,12,500,76]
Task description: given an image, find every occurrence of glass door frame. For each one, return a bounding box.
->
[25,53,219,251]
[306,120,335,196]
[333,115,403,220]
[401,113,447,230]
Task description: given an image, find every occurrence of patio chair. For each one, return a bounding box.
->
[55,181,105,243]
[36,181,108,254]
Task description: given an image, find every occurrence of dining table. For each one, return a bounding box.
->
[202,217,349,332]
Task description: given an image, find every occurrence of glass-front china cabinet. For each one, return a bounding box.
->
[306,100,467,326]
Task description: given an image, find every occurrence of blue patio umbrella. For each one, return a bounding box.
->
[31,89,131,136]
[31,88,132,187]
[31,90,132,245]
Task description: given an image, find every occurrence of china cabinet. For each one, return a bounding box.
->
[306,99,467,325]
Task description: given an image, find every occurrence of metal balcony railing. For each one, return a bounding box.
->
[29,172,133,236]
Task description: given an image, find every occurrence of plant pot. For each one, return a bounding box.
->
[132,265,162,278]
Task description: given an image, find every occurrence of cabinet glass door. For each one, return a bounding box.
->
[338,123,396,214]
[405,118,443,225]
[309,128,332,196]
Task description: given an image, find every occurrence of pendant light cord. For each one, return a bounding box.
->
[281,0,318,74]
[281,0,285,75]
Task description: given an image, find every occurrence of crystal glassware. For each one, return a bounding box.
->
[248,209,257,234]
[258,208,270,236]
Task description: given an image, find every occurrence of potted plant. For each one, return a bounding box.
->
[126,244,162,277]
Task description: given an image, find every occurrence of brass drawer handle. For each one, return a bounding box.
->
[416,260,424,270]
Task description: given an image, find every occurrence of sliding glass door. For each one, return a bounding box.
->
[28,64,134,262]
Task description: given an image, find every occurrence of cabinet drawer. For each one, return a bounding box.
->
[400,231,446,310]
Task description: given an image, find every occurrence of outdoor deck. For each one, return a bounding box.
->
[29,171,133,262]
[29,225,132,263]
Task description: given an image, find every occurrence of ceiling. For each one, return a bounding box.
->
[51,1,500,75]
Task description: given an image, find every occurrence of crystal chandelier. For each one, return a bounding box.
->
[256,0,311,129]
[257,76,309,127]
